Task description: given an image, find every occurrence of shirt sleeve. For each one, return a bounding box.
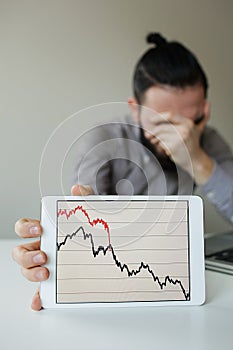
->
[73,125,113,194]
[200,127,233,224]
[200,161,233,224]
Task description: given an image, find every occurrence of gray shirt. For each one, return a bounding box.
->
[74,115,233,224]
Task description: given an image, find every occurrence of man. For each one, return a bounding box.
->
[13,33,233,310]
[74,33,232,221]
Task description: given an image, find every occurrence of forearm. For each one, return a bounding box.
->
[191,151,215,186]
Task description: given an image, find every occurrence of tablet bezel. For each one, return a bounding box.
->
[40,195,205,308]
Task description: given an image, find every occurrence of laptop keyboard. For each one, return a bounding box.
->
[208,248,233,263]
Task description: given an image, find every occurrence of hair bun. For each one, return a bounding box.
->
[146,33,167,47]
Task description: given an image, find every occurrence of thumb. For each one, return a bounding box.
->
[71,184,94,196]
[31,287,42,311]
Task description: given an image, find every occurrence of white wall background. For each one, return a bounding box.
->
[0,0,232,238]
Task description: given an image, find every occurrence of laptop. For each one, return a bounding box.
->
[205,231,233,275]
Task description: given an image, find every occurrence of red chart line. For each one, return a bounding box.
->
[57,205,111,245]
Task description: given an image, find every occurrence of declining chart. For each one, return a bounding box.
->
[56,200,190,303]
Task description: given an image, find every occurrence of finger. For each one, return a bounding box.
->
[15,218,42,238]
[151,111,189,126]
[150,137,161,145]
[148,111,170,125]
[150,123,177,139]
[21,265,49,282]
[144,117,179,140]
[71,184,94,196]
[144,131,159,142]
[12,241,47,269]
[144,130,152,138]
[144,126,172,140]
[148,111,183,125]
[165,113,186,125]
[31,288,42,311]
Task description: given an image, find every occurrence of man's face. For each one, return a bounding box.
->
[138,85,207,156]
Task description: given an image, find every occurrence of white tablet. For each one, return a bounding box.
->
[40,195,205,308]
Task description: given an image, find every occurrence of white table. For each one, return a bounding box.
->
[1,239,233,350]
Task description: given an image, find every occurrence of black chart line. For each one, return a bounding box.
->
[57,226,190,300]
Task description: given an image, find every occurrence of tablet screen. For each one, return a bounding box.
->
[56,199,190,304]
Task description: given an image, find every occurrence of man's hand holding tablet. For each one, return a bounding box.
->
[12,185,94,311]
